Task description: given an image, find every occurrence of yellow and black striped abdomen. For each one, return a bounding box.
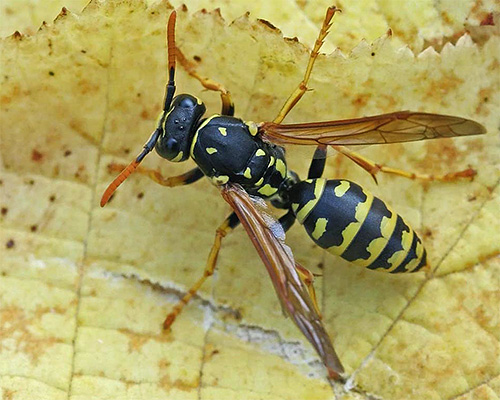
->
[289,179,427,273]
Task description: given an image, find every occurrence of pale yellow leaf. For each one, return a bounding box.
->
[1,1,499,399]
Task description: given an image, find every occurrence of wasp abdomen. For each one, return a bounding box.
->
[289,179,427,273]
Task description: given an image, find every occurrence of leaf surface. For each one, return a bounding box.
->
[0,1,499,399]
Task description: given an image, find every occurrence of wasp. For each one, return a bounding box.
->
[100,7,485,380]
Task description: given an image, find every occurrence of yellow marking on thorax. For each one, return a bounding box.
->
[255,177,264,186]
[206,147,217,154]
[211,175,229,186]
[256,149,266,157]
[246,121,258,136]
[334,180,350,197]
[218,127,227,136]
[311,218,328,240]
[328,190,374,256]
[386,227,414,272]
[244,167,252,179]
[296,179,326,224]
[275,158,286,178]
[190,115,219,158]
[257,184,278,196]
[268,156,275,167]
[171,151,184,163]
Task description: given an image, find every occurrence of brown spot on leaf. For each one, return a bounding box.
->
[1,207,7,216]
[32,149,43,162]
[0,306,64,363]
[352,94,370,108]
[159,373,198,392]
[158,359,171,369]
[78,78,99,95]
[119,328,173,353]
[6,239,15,249]
[2,389,15,400]
[480,13,494,26]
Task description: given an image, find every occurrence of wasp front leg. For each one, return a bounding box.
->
[106,162,204,188]
[332,145,477,183]
[273,7,340,124]
[163,212,240,329]
[176,47,234,116]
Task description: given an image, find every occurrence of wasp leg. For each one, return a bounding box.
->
[273,7,340,124]
[295,263,322,318]
[308,145,328,179]
[278,210,296,232]
[176,47,234,116]
[163,212,240,329]
[277,211,322,318]
[332,145,477,183]
[107,163,204,187]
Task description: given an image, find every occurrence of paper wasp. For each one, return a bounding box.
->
[100,7,485,380]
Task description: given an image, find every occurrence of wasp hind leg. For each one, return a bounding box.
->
[332,145,477,183]
[176,47,234,116]
[163,212,240,329]
[279,206,322,319]
[272,7,340,124]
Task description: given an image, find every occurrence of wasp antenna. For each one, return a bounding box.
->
[163,10,177,111]
[100,127,163,207]
[100,160,140,207]
[167,11,177,77]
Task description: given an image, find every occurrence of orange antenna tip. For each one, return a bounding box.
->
[100,160,140,207]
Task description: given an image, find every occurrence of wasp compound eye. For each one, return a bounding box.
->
[166,137,179,151]
[156,134,181,161]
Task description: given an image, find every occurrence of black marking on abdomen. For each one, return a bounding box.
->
[341,197,392,263]
[301,180,367,249]
[391,232,420,273]
[368,215,409,271]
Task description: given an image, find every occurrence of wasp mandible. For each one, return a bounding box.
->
[101,7,485,380]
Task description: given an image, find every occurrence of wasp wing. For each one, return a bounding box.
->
[260,111,486,146]
[221,183,344,380]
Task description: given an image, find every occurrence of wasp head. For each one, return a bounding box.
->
[155,94,206,162]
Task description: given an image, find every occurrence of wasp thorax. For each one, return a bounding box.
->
[155,94,206,162]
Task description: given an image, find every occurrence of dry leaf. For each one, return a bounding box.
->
[1,1,499,399]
